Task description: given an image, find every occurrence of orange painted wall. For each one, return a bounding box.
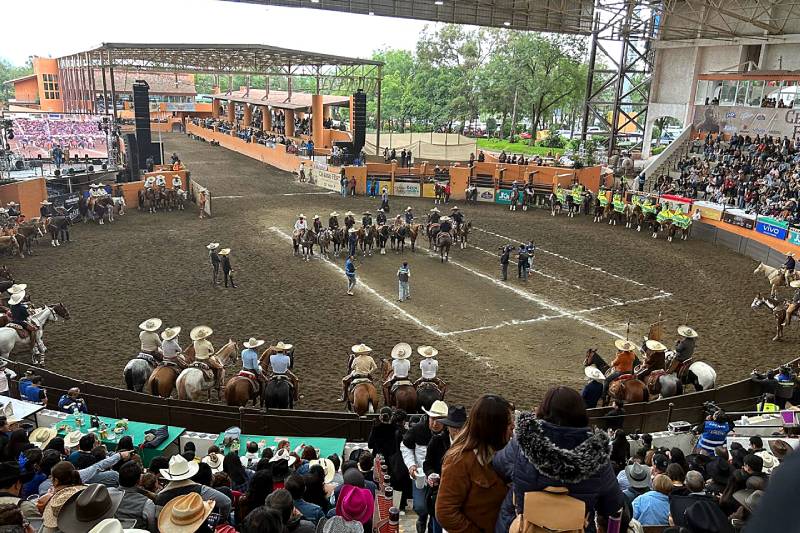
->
[0,179,48,219]
[116,171,188,207]
[13,78,39,104]
[32,57,63,113]
[450,167,470,198]
[186,123,301,173]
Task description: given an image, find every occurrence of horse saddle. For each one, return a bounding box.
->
[416,379,442,393]
[615,373,635,383]
[349,377,372,393]
[6,324,29,339]
[136,353,158,367]
[270,374,294,389]
[237,370,260,395]
[391,379,413,394]
[191,362,214,381]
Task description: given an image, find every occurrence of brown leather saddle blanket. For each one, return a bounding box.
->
[237,370,260,396]
[6,323,31,339]
[349,376,373,395]
[191,362,215,382]
[390,379,414,394]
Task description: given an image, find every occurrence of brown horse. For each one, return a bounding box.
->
[145,345,196,398]
[224,349,272,407]
[381,359,417,413]
[608,375,649,404]
[408,224,421,252]
[348,378,379,417]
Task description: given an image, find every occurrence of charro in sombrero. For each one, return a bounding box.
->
[418,346,438,358]
[190,326,213,341]
[161,327,181,341]
[430,207,440,212]
[217,248,230,256]
[330,211,340,217]
[8,292,25,306]
[614,339,637,352]
[351,343,372,354]
[275,341,293,351]
[405,206,413,212]
[138,318,162,332]
[391,343,412,360]
[678,326,698,338]
[206,243,219,250]
[348,228,357,233]
[243,337,265,349]
[645,339,667,351]
[345,211,355,217]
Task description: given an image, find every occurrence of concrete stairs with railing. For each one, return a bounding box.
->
[642,125,694,191]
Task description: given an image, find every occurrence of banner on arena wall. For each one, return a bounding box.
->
[658,194,693,214]
[721,209,756,230]
[422,183,437,198]
[48,193,81,222]
[756,216,790,240]
[495,189,523,205]
[476,187,495,203]
[163,103,197,112]
[309,167,341,192]
[393,182,421,197]
[692,105,800,138]
[692,201,724,221]
[788,229,800,246]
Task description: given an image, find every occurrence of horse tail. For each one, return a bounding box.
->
[123,366,134,391]
[150,375,160,396]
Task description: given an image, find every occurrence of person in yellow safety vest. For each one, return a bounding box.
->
[673,210,691,228]
[642,200,656,215]
[612,194,625,213]
[571,184,583,203]
[555,185,566,203]
[598,190,609,206]
[657,207,672,224]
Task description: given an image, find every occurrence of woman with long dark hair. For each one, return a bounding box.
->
[492,386,625,533]
[436,394,513,533]
[223,451,254,493]
[303,464,331,513]
[4,429,33,462]
[237,469,275,524]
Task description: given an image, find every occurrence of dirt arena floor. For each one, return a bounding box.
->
[10,132,797,411]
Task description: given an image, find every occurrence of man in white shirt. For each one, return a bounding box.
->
[414,346,448,397]
[138,318,162,357]
[0,360,16,396]
[160,327,186,368]
[294,214,308,235]
[382,343,411,405]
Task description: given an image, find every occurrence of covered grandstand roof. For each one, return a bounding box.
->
[214,89,350,110]
[91,71,197,95]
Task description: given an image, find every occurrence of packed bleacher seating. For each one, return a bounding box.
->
[9,117,108,159]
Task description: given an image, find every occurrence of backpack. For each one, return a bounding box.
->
[509,487,587,533]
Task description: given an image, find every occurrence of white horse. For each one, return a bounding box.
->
[754,262,795,298]
[665,350,717,392]
[112,197,126,217]
[0,304,70,364]
[176,340,237,402]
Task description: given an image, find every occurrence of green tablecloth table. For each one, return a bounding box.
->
[213,434,345,461]
[54,413,185,465]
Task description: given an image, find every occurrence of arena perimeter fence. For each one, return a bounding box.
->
[6,357,792,439]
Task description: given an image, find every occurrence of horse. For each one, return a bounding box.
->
[0,236,20,258]
[123,354,159,392]
[265,374,294,410]
[437,231,452,262]
[145,188,159,214]
[332,228,346,256]
[317,229,332,257]
[549,193,562,216]
[391,225,407,253]
[95,197,114,224]
[112,196,127,216]
[565,195,577,218]
[627,205,643,230]
[12,234,28,258]
[381,359,417,413]
[16,222,43,249]
[644,370,683,399]
[145,347,194,399]
[647,214,661,239]
[292,230,315,261]
[176,340,239,402]
[408,224,421,252]
[522,188,534,211]
[427,223,441,250]
[0,303,70,364]
[584,348,611,375]
[164,189,177,211]
[457,221,471,249]
[348,377,379,417]
[584,348,647,405]
[376,225,389,255]
[224,347,275,408]
[137,189,148,212]
[359,225,376,256]
[753,262,793,299]
[46,216,70,246]
[593,199,606,223]
[434,183,446,205]
[174,189,187,211]
[416,380,445,413]
[665,350,716,391]
[752,292,792,341]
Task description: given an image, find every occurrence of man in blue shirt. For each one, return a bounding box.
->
[57,387,88,414]
[580,366,604,409]
[345,255,357,295]
[269,341,299,401]
[18,372,46,406]
[241,337,267,396]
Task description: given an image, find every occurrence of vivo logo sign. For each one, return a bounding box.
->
[756,221,788,240]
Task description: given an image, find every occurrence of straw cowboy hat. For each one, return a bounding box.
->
[330,212,340,217]
[309,458,336,483]
[206,242,219,250]
[58,483,123,533]
[64,430,84,449]
[645,339,668,351]
[614,339,637,352]
[275,341,293,351]
[244,337,265,349]
[138,318,162,332]
[422,400,449,418]
[161,327,181,341]
[6,284,26,294]
[8,292,25,306]
[678,326,698,338]
[269,448,297,467]
[348,228,357,234]
[160,454,200,481]
[391,343,412,360]
[190,326,213,341]
[451,206,460,210]
[298,214,306,219]
[789,252,796,257]
[201,453,223,473]
[405,206,413,212]
[430,207,440,212]
[791,280,800,288]
[313,215,320,219]
[351,344,372,354]
[88,518,150,533]
[218,248,231,256]
[584,366,606,382]
[43,485,87,529]
[377,208,384,212]
[345,211,355,216]
[2,403,19,425]
[755,450,779,474]
[158,493,215,533]
[29,427,57,449]
[362,211,371,216]
[418,346,438,358]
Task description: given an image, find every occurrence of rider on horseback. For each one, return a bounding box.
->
[269,341,299,402]
[428,207,441,224]
[344,212,356,232]
[636,339,667,380]
[160,327,185,368]
[340,344,377,402]
[404,207,414,225]
[602,339,638,399]
[329,212,340,230]
[671,326,698,375]
[138,318,163,358]
[376,209,387,226]
[439,216,453,235]
[172,176,183,190]
[383,343,412,404]
[362,212,373,228]
[191,326,223,385]
[784,253,796,286]
[451,206,464,231]
[413,345,447,394]
[393,214,404,227]
[155,175,167,189]
[312,215,323,234]
[241,337,267,392]
[783,280,800,327]
[294,215,308,236]
[8,288,44,355]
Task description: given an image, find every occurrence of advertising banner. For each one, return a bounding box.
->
[756,216,790,240]
[495,189,523,205]
[476,187,495,203]
[692,200,724,221]
[721,209,756,230]
[788,228,800,246]
[658,194,693,214]
[164,103,197,112]
[393,182,421,197]
[422,183,437,198]
[693,105,800,138]
[310,167,341,192]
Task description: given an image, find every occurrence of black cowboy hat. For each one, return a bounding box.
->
[706,458,732,485]
[440,405,467,428]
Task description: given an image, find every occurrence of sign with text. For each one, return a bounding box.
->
[310,167,341,192]
[692,201,724,221]
[693,105,800,138]
[476,187,495,203]
[756,216,790,240]
[393,182,421,197]
[495,189,523,205]
[721,209,756,230]
[788,228,800,246]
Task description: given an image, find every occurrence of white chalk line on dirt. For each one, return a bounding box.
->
[472,226,671,297]
[267,227,493,367]
[415,243,625,339]
[282,191,336,196]
[212,195,246,200]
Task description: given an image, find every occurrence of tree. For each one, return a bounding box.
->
[0,57,34,105]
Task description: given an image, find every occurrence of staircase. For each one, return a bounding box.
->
[642,125,693,191]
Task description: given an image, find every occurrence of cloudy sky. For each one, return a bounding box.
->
[1,0,430,65]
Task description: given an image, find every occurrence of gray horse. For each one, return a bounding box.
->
[123,354,158,392]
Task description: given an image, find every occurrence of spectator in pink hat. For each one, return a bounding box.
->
[335,484,374,529]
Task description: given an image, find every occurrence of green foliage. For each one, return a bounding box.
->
[0,57,34,104]
[477,138,565,157]
[486,116,497,135]
[538,133,565,148]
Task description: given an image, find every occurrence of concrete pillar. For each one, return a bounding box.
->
[262,105,272,131]
[212,99,219,118]
[285,108,295,137]
[227,101,235,123]
[312,94,324,147]
[243,104,252,128]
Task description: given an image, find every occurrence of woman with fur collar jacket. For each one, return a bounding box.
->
[491,386,625,533]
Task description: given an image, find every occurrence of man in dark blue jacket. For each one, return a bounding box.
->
[581,367,605,409]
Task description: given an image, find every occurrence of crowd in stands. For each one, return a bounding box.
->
[704,97,795,108]
[383,148,414,167]
[651,132,800,223]
[10,117,107,159]
[191,118,310,155]
[496,151,545,166]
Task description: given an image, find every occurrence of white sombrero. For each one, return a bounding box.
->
[677,326,698,338]
[29,427,57,449]
[298,214,306,219]
[345,211,355,217]
[585,366,606,382]
[202,453,223,473]
[8,292,25,306]
[275,341,293,351]
[139,318,162,332]
[405,207,413,212]
[161,327,181,341]
[6,284,27,295]
[206,243,219,250]
[645,339,667,352]
[351,343,372,354]
[348,228,357,234]
[791,280,800,288]
[313,215,319,219]
[418,346,438,358]
[244,337,265,349]
[614,339,637,352]
[41,201,52,205]
[190,326,213,341]
[430,207,440,212]
[330,212,340,217]
[308,458,336,483]
[64,430,84,449]
[391,343,412,360]
[218,248,231,256]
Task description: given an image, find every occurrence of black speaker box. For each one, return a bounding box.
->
[133,80,152,167]
[123,133,140,181]
[353,90,367,153]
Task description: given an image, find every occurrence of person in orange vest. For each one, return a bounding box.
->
[603,339,638,399]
